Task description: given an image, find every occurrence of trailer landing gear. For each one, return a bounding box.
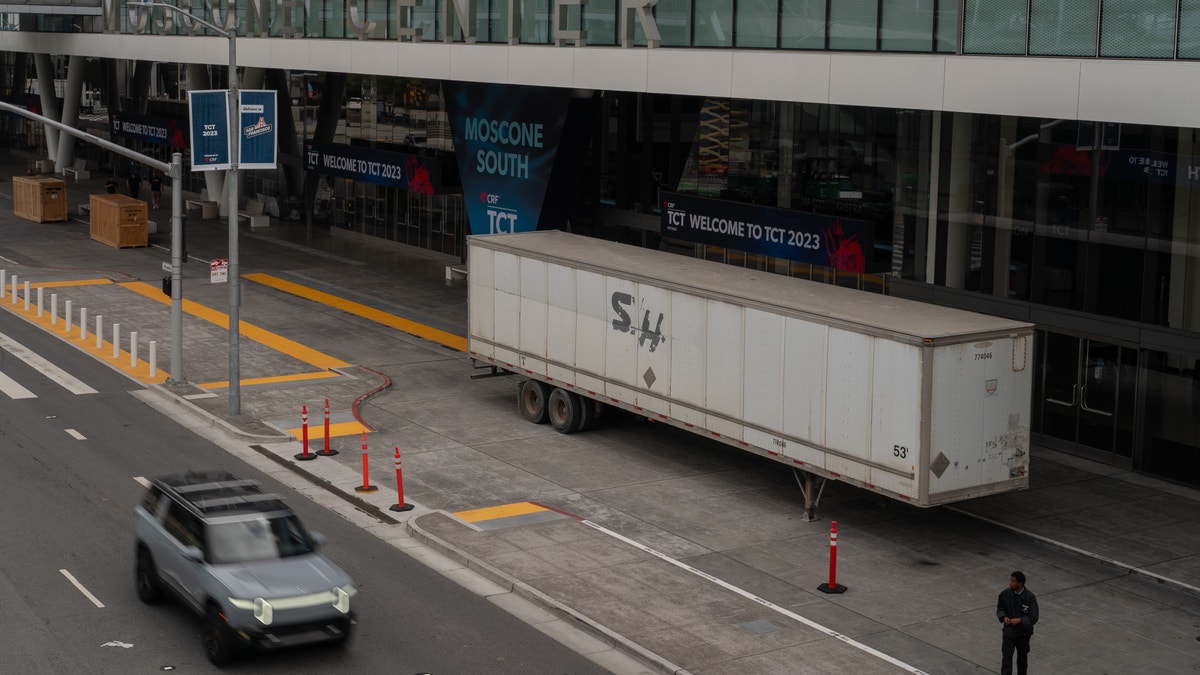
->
[794,469,827,522]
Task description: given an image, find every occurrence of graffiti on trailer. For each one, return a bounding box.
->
[610,292,665,352]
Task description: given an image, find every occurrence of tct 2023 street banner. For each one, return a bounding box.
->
[660,192,871,272]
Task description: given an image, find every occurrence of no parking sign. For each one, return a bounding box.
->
[210,259,228,283]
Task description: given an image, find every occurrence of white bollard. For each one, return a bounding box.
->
[95,315,103,349]
[49,293,56,323]
[79,308,87,339]
[64,300,72,332]
[0,269,5,300]
[149,340,157,378]
[36,287,43,317]
[24,282,30,311]
[10,274,16,304]
[112,323,120,358]
[130,331,138,368]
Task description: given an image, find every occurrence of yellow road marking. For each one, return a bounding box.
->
[26,278,114,289]
[244,273,468,352]
[455,502,548,523]
[197,370,340,390]
[121,281,350,371]
[284,420,371,440]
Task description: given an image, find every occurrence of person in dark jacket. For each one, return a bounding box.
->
[997,570,1039,675]
[127,172,142,200]
[105,176,118,194]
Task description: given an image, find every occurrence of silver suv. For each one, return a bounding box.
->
[134,472,357,665]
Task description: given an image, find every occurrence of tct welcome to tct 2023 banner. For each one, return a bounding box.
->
[660,192,871,273]
[444,83,572,236]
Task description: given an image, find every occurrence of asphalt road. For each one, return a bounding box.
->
[0,311,610,674]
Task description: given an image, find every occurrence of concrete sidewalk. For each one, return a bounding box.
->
[1,157,1198,674]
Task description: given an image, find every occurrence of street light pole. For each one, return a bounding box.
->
[225,22,242,417]
[138,1,242,415]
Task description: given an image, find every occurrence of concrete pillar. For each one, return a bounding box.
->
[33,53,59,160]
[991,116,1018,297]
[1169,133,1200,332]
[54,55,85,175]
[944,112,974,289]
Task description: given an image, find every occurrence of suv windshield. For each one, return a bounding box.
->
[207,514,315,564]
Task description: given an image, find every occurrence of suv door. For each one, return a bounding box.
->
[159,501,208,612]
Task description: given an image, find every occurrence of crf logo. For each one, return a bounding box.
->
[611,292,665,352]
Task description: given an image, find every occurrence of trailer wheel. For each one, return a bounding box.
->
[573,397,598,433]
[547,388,582,433]
[518,379,551,424]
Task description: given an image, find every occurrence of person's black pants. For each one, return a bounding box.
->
[1001,633,1031,675]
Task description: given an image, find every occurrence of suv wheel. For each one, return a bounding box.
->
[204,604,236,665]
[135,548,162,604]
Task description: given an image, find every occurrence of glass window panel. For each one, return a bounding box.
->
[936,1,959,52]
[694,0,734,47]
[520,0,552,43]
[583,0,618,45]
[780,0,825,49]
[881,0,934,52]
[962,0,1026,54]
[828,0,877,51]
[1182,0,1200,57]
[1029,0,1097,56]
[323,0,347,37]
[656,0,692,46]
[736,0,779,48]
[1100,0,1176,58]
[414,0,439,40]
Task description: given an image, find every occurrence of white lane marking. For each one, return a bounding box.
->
[0,370,36,399]
[0,332,98,395]
[101,641,134,649]
[134,476,150,489]
[580,519,930,675]
[59,569,105,608]
[66,428,86,440]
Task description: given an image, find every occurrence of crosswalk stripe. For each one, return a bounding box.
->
[0,331,98,395]
[0,370,36,399]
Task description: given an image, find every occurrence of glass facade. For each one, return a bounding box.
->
[12,0,1200,490]
[28,0,1200,60]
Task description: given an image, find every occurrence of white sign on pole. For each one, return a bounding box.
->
[210,259,229,284]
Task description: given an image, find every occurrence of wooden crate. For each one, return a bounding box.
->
[89,194,148,249]
[13,176,67,223]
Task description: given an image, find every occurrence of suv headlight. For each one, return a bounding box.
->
[227,597,274,625]
[334,584,356,614]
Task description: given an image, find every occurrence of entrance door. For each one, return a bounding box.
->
[1037,331,1135,467]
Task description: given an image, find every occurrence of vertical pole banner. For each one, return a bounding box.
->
[239,90,277,170]
[444,83,572,235]
[187,90,231,171]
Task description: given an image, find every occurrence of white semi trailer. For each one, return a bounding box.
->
[467,230,1033,515]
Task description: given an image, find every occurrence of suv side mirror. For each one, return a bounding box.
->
[310,532,327,549]
[182,545,204,562]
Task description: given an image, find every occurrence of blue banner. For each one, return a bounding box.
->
[188,90,230,171]
[304,141,438,194]
[660,192,872,273]
[239,89,277,170]
[444,82,572,235]
[109,111,185,149]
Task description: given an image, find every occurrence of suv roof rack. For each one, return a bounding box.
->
[155,472,288,515]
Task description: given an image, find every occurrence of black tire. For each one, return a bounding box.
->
[518,379,550,424]
[573,396,598,433]
[204,604,236,666]
[547,388,582,434]
[135,547,162,604]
